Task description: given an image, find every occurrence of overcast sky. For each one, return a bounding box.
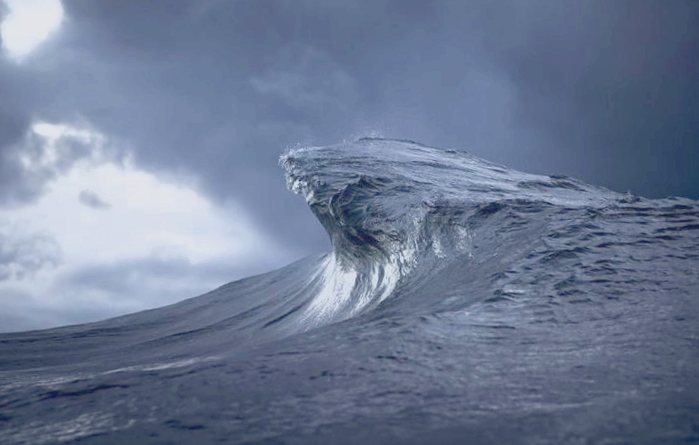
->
[1,0,697,332]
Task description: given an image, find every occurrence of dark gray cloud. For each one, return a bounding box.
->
[78,189,110,209]
[478,1,699,196]
[0,0,698,330]
[0,118,116,205]
[19,0,693,221]
[0,61,39,203]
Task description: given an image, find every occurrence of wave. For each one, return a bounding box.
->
[1,138,698,444]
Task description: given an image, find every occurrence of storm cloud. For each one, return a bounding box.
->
[1,0,697,330]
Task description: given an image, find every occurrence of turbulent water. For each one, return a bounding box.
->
[1,138,698,444]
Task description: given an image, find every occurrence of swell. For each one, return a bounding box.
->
[3,137,696,360]
[2,138,699,445]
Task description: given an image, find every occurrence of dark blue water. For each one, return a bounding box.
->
[1,138,698,444]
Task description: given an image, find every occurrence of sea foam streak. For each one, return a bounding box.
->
[1,138,698,444]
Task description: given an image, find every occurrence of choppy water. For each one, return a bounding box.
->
[1,138,698,444]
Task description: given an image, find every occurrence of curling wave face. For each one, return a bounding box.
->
[1,138,698,444]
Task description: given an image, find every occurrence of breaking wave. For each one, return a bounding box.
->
[278,138,615,326]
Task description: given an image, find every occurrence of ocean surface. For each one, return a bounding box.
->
[1,138,697,444]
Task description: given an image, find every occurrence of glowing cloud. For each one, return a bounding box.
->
[1,0,64,59]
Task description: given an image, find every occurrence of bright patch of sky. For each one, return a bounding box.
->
[1,0,64,59]
[0,122,286,330]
